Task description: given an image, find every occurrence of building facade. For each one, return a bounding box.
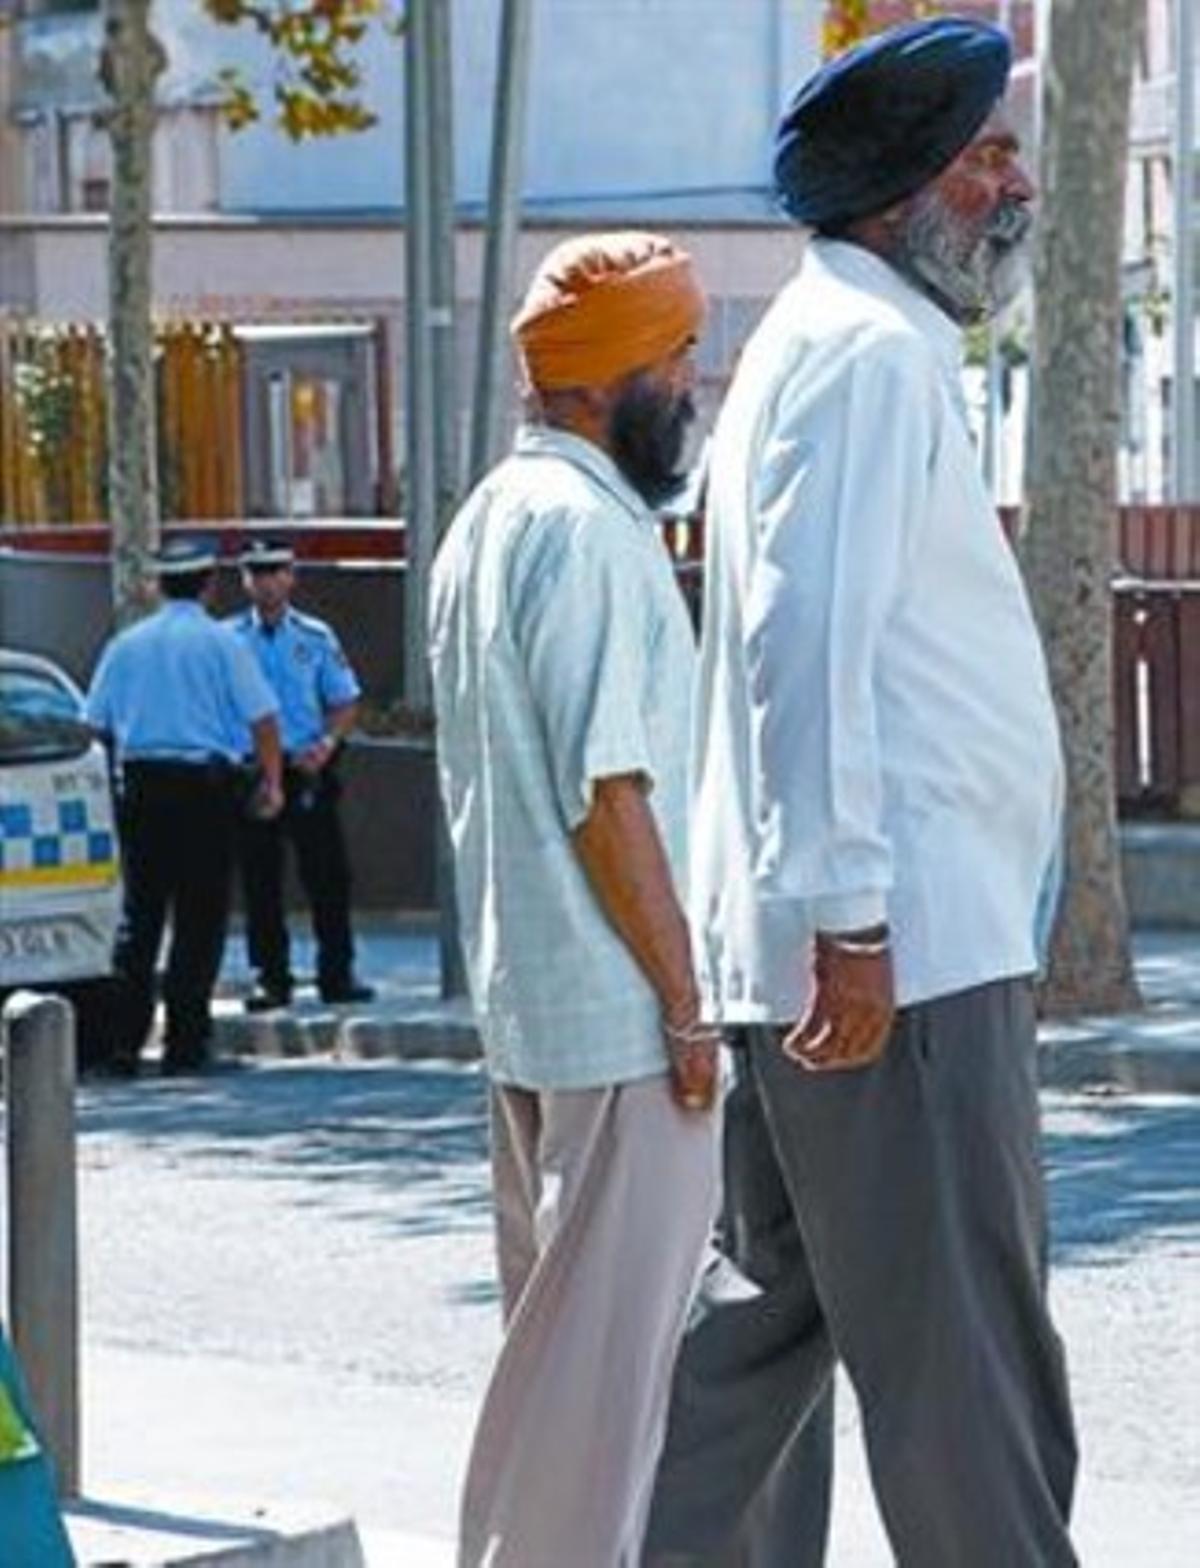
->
[0,0,1192,515]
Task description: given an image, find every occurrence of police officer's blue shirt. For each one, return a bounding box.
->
[229,606,360,755]
[85,601,278,764]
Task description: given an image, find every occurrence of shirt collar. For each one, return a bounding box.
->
[251,604,293,635]
[809,236,965,381]
[512,423,656,529]
[162,599,207,618]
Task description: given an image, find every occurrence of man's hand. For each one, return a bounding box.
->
[571,774,719,1115]
[782,926,895,1072]
[254,777,286,821]
[661,1002,721,1114]
[294,735,337,776]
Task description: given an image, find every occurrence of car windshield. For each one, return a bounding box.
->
[0,667,93,764]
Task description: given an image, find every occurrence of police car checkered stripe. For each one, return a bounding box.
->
[0,796,115,873]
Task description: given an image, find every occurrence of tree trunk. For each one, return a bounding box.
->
[101,0,165,626]
[1021,0,1143,1015]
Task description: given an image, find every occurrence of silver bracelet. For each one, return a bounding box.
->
[663,1020,721,1044]
[826,935,890,957]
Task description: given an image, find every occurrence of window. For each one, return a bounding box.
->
[0,668,91,765]
[81,176,109,213]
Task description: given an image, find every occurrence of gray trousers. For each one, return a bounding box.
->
[644,979,1079,1568]
[458,1073,720,1568]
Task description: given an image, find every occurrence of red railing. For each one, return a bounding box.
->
[1119,505,1200,581]
[6,502,1200,815]
[1111,506,1200,815]
[1114,583,1200,815]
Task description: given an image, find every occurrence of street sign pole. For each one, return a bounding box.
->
[1174,0,1197,499]
[468,0,534,485]
[402,0,436,712]
[426,0,468,998]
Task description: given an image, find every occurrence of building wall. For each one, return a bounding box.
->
[0,211,804,492]
[5,0,822,221]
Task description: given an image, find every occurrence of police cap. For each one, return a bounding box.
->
[240,537,296,572]
[154,537,219,577]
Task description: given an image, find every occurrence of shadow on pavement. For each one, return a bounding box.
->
[75,1061,492,1237]
[1046,1097,1200,1259]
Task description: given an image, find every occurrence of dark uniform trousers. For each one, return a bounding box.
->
[113,761,239,1067]
[644,979,1079,1568]
[237,764,354,995]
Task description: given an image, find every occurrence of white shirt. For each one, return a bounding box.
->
[692,238,1063,1022]
[429,425,696,1090]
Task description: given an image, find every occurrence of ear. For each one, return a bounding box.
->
[575,385,613,421]
[877,195,913,235]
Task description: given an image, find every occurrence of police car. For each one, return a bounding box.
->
[0,649,121,1055]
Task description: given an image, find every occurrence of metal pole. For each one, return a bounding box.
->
[982,0,1014,499]
[3,992,80,1498]
[468,0,534,485]
[428,0,459,526]
[983,328,1001,496]
[403,0,437,710]
[427,0,468,998]
[1174,0,1197,499]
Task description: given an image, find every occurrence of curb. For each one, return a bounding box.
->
[1038,1008,1200,1095]
[212,1001,480,1066]
[212,998,1200,1096]
[66,1498,364,1568]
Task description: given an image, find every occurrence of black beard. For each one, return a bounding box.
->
[608,375,696,508]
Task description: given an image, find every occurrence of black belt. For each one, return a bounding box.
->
[122,757,237,782]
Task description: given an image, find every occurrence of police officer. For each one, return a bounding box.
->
[85,538,284,1076]
[231,539,374,1010]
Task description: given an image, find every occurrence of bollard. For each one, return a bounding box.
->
[2,990,80,1498]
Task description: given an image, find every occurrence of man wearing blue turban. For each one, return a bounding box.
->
[643,19,1078,1567]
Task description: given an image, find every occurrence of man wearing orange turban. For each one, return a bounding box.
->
[430,232,719,1567]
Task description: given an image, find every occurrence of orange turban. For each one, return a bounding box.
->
[511,231,706,392]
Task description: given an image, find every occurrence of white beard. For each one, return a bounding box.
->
[897,191,1032,324]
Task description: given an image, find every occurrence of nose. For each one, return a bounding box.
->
[1007,157,1036,205]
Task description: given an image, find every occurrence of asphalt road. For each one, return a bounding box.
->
[4,1061,1198,1563]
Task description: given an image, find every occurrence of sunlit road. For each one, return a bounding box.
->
[5,1062,1197,1563]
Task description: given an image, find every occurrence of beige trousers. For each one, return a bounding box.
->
[458,1072,720,1568]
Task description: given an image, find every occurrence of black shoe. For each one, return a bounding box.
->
[87,1053,140,1082]
[244,984,292,1014]
[160,1049,211,1077]
[318,979,375,1005]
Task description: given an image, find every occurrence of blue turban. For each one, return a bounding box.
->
[774,18,1012,228]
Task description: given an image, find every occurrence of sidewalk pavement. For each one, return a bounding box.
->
[211,918,1200,1094]
[64,922,1200,1564]
[67,1352,1200,1568]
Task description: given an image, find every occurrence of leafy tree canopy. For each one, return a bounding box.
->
[202,0,401,140]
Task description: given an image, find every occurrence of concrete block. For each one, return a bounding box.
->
[66,1496,364,1567]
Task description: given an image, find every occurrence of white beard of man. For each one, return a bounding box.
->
[896,189,1033,324]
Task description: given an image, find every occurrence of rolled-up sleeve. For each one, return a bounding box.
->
[317,631,361,708]
[745,331,934,931]
[512,518,656,832]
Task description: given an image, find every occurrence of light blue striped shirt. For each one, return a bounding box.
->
[430,426,696,1091]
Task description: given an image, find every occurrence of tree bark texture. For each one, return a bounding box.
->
[101,0,165,626]
[1021,0,1143,1014]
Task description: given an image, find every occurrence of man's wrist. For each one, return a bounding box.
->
[819,923,890,956]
